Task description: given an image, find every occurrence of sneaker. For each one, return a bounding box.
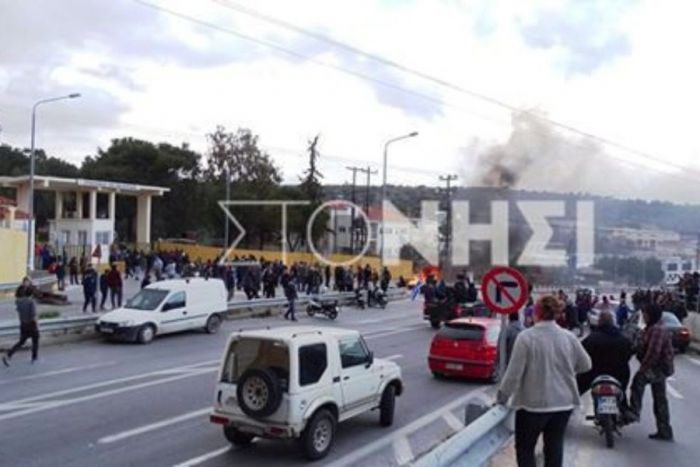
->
[2,356,10,367]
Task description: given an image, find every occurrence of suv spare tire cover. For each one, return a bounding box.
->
[237,368,284,418]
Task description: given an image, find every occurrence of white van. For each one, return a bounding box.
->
[96,278,228,344]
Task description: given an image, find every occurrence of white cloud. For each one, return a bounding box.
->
[1,0,700,202]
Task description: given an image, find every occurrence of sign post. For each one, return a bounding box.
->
[480,266,529,381]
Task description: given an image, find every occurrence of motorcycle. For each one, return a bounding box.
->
[354,288,366,309]
[587,375,624,448]
[368,287,388,309]
[306,297,340,320]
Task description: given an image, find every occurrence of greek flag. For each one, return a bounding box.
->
[410,281,424,300]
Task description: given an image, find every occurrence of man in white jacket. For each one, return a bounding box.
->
[497,295,592,467]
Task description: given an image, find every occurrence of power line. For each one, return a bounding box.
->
[208,0,700,178]
[133,0,700,184]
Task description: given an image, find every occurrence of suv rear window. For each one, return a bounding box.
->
[221,338,290,390]
[438,323,485,341]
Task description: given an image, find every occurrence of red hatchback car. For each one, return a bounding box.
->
[428,317,501,382]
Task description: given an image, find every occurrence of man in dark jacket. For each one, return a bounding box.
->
[99,269,110,310]
[577,310,634,396]
[284,279,298,321]
[106,264,123,309]
[82,264,98,313]
[3,279,39,366]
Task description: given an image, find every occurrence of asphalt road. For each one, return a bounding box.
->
[0,298,495,467]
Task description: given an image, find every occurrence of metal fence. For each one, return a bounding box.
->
[0,288,407,338]
[412,405,513,467]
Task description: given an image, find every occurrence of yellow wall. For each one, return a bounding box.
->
[0,228,28,284]
[155,242,415,278]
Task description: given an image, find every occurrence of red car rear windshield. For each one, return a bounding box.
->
[438,323,485,341]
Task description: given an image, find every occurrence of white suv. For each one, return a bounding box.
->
[210,326,403,460]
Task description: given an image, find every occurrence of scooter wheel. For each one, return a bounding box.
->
[306,306,316,317]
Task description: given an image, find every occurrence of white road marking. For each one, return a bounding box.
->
[172,446,232,467]
[325,389,487,467]
[0,367,216,422]
[683,356,700,367]
[1,359,218,406]
[98,407,211,444]
[365,324,426,340]
[0,361,117,385]
[666,382,684,400]
[392,436,414,465]
[442,411,464,431]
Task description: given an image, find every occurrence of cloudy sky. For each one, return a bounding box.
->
[1,0,700,202]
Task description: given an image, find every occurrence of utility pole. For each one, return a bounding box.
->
[439,174,458,274]
[345,166,362,255]
[359,166,378,251]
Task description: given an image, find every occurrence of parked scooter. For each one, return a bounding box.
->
[306,297,340,320]
[587,375,625,448]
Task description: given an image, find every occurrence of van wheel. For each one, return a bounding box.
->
[223,425,255,447]
[379,385,396,427]
[205,314,222,334]
[300,409,336,460]
[137,324,155,344]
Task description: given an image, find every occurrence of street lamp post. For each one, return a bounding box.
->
[380,131,418,270]
[27,93,81,272]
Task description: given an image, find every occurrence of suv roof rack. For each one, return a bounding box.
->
[292,330,323,338]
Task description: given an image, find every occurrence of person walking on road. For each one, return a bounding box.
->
[2,278,40,366]
[504,311,524,366]
[629,302,675,441]
[99,269,109,310]
[82,264,98,313]
[497,295,592,467]
[284,279,298,321]
[55,258,66,291]
[68,256,79,285]
[107,263,123,309]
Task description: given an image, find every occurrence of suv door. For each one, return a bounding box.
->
[160,291,188,333]
[338,336,379,411]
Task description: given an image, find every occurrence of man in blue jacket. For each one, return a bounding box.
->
[82,264,98,313]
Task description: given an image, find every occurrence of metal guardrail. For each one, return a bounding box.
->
[412,405,513,467]
[0,288,407,338]
[0,275,57,293]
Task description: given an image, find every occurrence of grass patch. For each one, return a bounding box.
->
[38,310,61,320]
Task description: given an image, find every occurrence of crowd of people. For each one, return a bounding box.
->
[40,246,402,312]
[497,289,680,467]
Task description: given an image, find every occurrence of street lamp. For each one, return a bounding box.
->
[380,131,418,270]
[27,93,81,272]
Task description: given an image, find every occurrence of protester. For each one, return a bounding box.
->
[497,295,592,467]
[82,264,98,313]
[68,256,79,285]
[55,258,66,291]
[2,278,40,366]
[99,268,109,310]
[616,291,630,327]
[629,302,675,441]
[107,263,123,309]
[284,278,298,321]
[577,310,634,416]
[504,311,524,365]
